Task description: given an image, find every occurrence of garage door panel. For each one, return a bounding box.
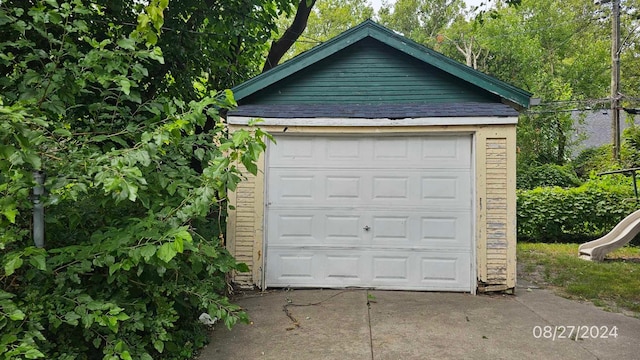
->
[269,212,320,245]
[372,137,411,161]
[372,176,409,200]
[369,211,470,249]
[421,136,471,167]
[267,251,365,286]
[276,253,315,280]
[268,210,366,246]
[422,176,459,199]
[270,136,365,167]
[420,171,471,207]
[371,216,410,240]
[269,169,470,208]
[326,138,363,160]
[277,175,316,201]
[277,215,314,238]
[269,210,470,249]
[326,176,362,199]
[266,135,473,291]
[326,216,361,239]
[270,135,471,169]
[421,257,460,281]
[372,256,409,281]
[269,169,366,205]
[266,249,471,290]
[372,251,471,289]
[421,213,472,248]
[419,253,471,288]
[273,136,316,162]
[325,255,363,281]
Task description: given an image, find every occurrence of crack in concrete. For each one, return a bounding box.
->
[366,289,375,360]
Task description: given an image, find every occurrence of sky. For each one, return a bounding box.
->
[370,0,487,12]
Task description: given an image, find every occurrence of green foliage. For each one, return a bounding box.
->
[571,145,615,180]
[278,0,373,61]
[622,124,640,168]
[517,176,638,243]
[570,126,640,180]
[84,0,300,99]
[521,127,640,244]
[378,0,465,47]
[0,1,270,359]
[517,163,582,190]
[437,0,610,165]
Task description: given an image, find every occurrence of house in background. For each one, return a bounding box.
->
[225,20,534,293]
[572,109,640,157]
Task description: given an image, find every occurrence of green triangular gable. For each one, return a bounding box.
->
[233,20,532,109]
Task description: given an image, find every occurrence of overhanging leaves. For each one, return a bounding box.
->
[0,0,269,358]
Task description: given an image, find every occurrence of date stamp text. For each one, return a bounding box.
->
[532,325,618,341]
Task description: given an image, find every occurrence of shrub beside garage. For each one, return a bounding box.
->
[515,126,640,245]
[517,175,639,244]
[517,163,582,190]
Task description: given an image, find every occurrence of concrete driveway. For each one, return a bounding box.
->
[198,283,640,360]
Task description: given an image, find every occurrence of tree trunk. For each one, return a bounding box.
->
[262,0,316,72]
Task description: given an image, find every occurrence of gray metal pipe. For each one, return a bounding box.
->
[33,171,45,248]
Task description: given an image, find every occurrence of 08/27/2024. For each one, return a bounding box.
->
[532,325,618,341]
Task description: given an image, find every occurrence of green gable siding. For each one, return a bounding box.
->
[241,38,499,105]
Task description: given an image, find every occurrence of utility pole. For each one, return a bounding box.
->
[33,171,45,248]
[611,0,621,161]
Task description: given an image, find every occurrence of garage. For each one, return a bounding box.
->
[265,135,472,290]
[225,20,534,292]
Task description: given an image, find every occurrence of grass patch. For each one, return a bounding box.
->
[517,243,640,316]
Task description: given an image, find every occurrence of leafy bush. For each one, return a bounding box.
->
[0,2,269,359]
[517,175,639,243]
[517,163,582,189]
[571,126,640,180]
[622,125,640,168]
[570,145,615,179]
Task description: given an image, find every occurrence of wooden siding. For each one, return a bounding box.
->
[227,159,265,288]
[243,38,498,105]
[485,138,509,285]
[230,172,255,285]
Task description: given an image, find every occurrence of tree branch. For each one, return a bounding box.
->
[262,0,316,72]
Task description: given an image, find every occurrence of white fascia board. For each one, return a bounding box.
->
[228,116,518,126]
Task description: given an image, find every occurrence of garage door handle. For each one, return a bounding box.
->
[363,225,370,231]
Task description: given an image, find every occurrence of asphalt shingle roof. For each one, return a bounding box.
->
[572,110,640,156]
[229,103,519,119]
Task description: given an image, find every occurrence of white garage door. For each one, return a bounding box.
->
[265,135,473,291]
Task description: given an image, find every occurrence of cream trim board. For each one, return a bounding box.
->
[229,124,514,135]
[506,126,518,288]
[253,153,266,289]
[226,182,238,281]
[228,116,519,127]
[475,134,487,284]
[470,133,478,295]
